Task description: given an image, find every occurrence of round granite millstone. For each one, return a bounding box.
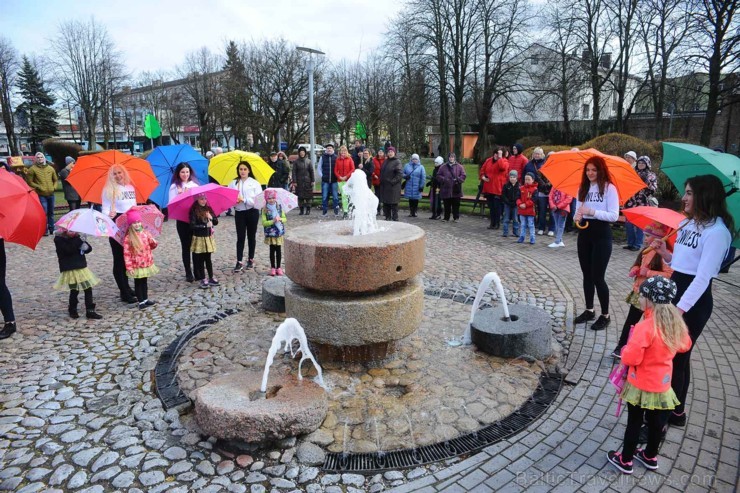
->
[262,277,286,313]
[471,304,552,360]
[284,275,424,348]
[284,222,425,293]
[193,371,328,443]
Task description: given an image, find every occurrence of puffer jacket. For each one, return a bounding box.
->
[403,161,426,200]
[319,153,338,183]
[516,183,538,216]
[26,163,58,196]
[480,157,508,196]
[334,156,355,182]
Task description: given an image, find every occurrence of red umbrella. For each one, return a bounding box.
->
[0,169,46,249]
[66,150,159,204]
[622,206,686,249]
[113,205,165,245]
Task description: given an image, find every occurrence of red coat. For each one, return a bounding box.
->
[621,313,692,392]
[479,157,509,196]
[334,156,355,182]
[548,188,573,215]
[508,154,529,184]
[372,157,385,186]
[516,183,537,216]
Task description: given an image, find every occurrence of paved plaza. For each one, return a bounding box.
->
[0,208,737,492]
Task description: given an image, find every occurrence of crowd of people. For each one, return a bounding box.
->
[0,141,736,479]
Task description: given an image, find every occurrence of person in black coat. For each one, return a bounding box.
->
[379,147,403,221]
[54,230,102,319]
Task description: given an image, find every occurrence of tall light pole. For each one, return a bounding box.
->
[296,46,325,169]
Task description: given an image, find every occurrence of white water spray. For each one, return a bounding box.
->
[261,318,325,392]
[345,169,379,236]
[462,272,511,345]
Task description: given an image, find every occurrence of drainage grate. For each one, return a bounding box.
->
[154,309,240,410]
[322,372,563,473]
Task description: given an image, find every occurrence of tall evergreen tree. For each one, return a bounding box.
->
[16,56,58,153]
[222,41,251,149]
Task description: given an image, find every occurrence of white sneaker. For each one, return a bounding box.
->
[537,230,544,235]
[547,231,554,236]
[548,242,559,248]
[558,241,565,247]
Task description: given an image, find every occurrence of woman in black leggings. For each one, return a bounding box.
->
[229,162,262,272]
[573,156,620,331]
[169,163,199,282]
[651,175,734,427]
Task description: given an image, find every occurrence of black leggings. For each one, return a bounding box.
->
[235,209,260,262]
[622,403,668,462]
[176,220,194,277]
[269,245,282,268]
[193,253,213,280]
[617,305,644,349]
[109,236,132,297]
[0,240,14,323]
[134,278,148,303]
[577,220,612,314]
[69,288,94,309]
[670,271,713,415]
[443,198,461,220]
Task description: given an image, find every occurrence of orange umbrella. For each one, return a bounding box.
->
[539,148,647,206]
[0,169,46,249]
[66,150,159,204]
[622,206,686,249]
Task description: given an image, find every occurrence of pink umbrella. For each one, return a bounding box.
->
[253,188,299,212]
[114,205,165,244]
[167,183,239,223]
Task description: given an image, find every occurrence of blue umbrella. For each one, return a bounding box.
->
[146,144,209,207]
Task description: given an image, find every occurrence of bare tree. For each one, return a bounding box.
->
[0,37,19,155]
[607,0,640,132]
[177,47,222,152]
[51,18,123,148]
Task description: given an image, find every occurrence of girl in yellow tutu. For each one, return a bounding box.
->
[123,209,159,309]
[190,193,219,289]
[54,228,102,319]
[607,275,691,474]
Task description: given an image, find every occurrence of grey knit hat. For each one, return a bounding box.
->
[639,275,678,304]
[65,156,75,165]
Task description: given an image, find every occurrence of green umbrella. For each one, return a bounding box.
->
[661,142,740,248]
[661,142,739,194]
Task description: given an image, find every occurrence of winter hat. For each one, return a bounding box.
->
[513,143,524,154]
[206,151,214,158]
[65,156,75,165]
[525,172,536,181]
[387,146,396,154]
[639,275,678,305]
[642,221,670,238]
[636,156,651,169]
[509,170,518,177]
[264,188,278,200]
[126,209,142,224]
[270,151,278,156]
[325,143,334,149]
[624,151,637,161]
[434,156,444,166]
[411,153,420,161]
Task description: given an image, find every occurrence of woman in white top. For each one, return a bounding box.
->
[229,161,262,272]
[573,156,620,331]
[651,174,734,426]
[101,164,137,303]
[169,163,199,282]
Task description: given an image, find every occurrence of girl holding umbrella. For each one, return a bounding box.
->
[573,156,620,331]
[229,161,262,272]
[169,163,199,282]
[651,174,733,427]
[102,165,138,303]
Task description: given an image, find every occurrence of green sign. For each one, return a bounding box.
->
[143,114,162,139]
[355,120,367,140]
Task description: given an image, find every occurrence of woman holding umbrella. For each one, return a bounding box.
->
[169,163,199,282]
[102,165,138,303]
[229,161,262,272]
[573,156,620,331]
[651,174,733,427]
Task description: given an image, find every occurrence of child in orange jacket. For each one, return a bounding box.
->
[613,222,674,357]
[607,275,691,475]
[516,172,538,244]
[123,209,159,310]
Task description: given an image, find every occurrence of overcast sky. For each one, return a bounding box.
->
[5,0,405,76]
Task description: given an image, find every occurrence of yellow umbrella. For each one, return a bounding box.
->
[208,150,275,186]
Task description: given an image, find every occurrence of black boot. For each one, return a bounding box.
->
[69,292,79,319]
[86,304,103,320]
[299,207,305,215]
[0,322,16,340]
[306,206,311,215]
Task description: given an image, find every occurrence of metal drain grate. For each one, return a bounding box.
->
[154,309,240,410]
[322,372,563,473]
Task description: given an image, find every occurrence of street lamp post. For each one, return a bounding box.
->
[296,46,325,169]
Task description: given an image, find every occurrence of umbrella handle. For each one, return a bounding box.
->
[641,223,686,255]
[575,220,589,230]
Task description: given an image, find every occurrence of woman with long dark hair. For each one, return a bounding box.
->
[229,161,262,272]
[573,156,619,331]
[169,163,199,282]
[651,174,733,427]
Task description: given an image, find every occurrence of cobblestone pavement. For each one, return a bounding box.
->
[0,207,737,492]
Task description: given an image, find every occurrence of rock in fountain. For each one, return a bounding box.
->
[285,169,426,362]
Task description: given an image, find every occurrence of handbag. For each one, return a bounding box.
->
[608,362,628,416]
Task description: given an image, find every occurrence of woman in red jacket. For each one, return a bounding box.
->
[607,275,691,475]
[334,145,355,217]
[480,148,509,230]
[372,149,385,215]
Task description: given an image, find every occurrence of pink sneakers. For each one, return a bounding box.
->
[276,268,284,276]
[270,268,276,276]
